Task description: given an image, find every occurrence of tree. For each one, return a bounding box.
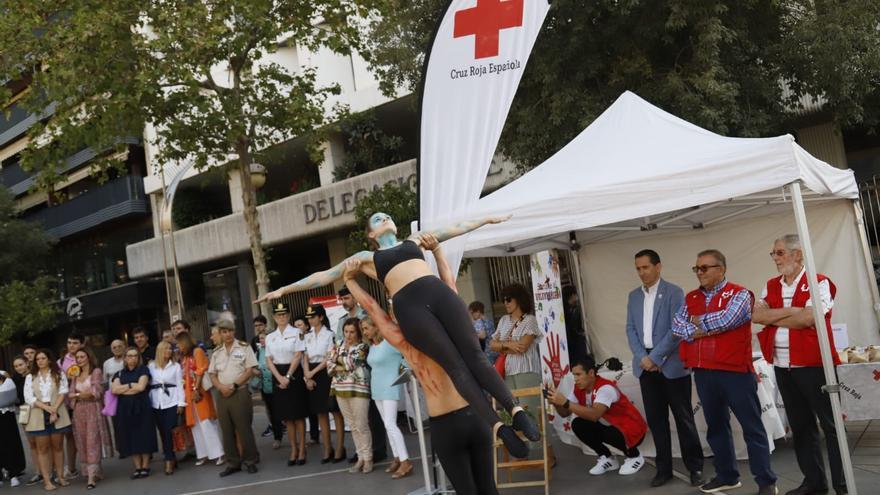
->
[366,0,880,170]
[0,187,58,345]
[0,0,386,318]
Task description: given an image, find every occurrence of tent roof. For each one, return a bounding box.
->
[461,91,858,256]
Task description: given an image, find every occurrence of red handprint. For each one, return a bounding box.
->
[542,332,570,387]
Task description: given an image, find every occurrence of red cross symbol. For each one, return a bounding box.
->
[453,0,524,59]
[873,369,880,381]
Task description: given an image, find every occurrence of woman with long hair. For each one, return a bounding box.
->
[302,304,346,463]
[149,341,186,475]
[68,348,113,489]
[111,347,156,479]
[11,355,36,486]
[177,332,224,466]
[363,316,413,479]
[256,215,536,457]
[328,318,371,474]
[23,349,71,491]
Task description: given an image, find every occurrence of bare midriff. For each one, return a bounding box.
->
[404,347,468,417]
[380,258,435,297]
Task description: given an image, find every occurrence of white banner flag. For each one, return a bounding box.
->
[418,0,551,272]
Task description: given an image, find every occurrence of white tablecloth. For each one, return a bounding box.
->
[838,362,880,421]
[548,357,787,460]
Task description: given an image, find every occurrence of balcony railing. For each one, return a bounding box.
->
[25,175,149,238]
[0,101,56,149]
[0,137,140,197]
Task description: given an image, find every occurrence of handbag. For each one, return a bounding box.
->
[18,404,31,425]
[101,389,118,417]
[171,425,189,452]
[494,354,507,379]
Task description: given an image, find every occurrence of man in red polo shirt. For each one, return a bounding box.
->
[672,249,777,495]
[546,356,648,477]
[753,235,844,495]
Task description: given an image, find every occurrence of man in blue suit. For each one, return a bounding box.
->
[626,249,704,488]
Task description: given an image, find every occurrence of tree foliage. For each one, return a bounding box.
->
[0,0,385,181]
[333,110,406,181]
[347,182,417,254]
[366,0,880,169]
[0,187,58,345]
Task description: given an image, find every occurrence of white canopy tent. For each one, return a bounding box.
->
[446,91,877,494]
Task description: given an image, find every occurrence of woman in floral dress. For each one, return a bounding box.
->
[68,348,112,490]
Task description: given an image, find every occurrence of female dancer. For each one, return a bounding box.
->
[342,242,497,494]
[256,214,537,457]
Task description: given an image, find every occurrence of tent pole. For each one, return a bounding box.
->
[852,200,880,324]
[569,246,592,354]
[789,181,858,495]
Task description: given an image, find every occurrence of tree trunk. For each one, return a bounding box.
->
[235,141,272,320]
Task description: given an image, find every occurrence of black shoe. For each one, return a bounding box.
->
[130,471,141,480]
[332,447,347,463]
[785,482,829,495]
[246,464,258,474]
[512,409,541,441]
[690,470,706,487]
[288,459,298,467]
[321,448,334,464]
[140,468,151,478]
[348,454,358,464]
[651,472,673,487]
[496,424,529,459]
[758,485,778,495]
[219,467,241,478]
[261,426,274,438]
[700,478,742,493]
[296,459,306,466]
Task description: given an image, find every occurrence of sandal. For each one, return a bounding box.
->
[43,484,58,492]
[87,483,97,490]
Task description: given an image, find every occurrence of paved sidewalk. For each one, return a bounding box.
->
[7,409,878,494]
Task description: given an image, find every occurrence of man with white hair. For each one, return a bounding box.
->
[753,234,844,495]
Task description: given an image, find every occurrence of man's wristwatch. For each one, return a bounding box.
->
[233,383,240,390]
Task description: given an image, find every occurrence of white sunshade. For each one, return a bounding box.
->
[458,91,858,255]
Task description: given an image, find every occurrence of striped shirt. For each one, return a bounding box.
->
[496,314,543,376]
[672,279,752,340]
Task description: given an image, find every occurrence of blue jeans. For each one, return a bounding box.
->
[694,369,776,487]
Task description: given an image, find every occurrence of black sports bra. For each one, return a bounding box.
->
[374,239,425,282]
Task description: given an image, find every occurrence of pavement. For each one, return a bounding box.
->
[5,407,879,495]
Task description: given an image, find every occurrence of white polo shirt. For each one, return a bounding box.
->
[304,327,335,364]
[265,324,305,365]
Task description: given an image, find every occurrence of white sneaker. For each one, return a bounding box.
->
[619,454,645,475]
[10,477,20,487]
[589,455,619,475]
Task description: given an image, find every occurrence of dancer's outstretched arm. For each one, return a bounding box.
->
[412,215,511,245]
[254,250,375,303]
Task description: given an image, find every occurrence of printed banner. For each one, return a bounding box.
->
[529,250,573,438]
[838,362,880,421]
[419,0,551,273]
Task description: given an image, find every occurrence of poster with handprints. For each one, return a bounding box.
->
[530,250,572,438]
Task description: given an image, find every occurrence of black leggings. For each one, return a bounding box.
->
[430,407,498,495]
[571,417,642,458]
[393,275,516,425]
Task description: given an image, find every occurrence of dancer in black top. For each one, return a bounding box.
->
[256,214,538,458]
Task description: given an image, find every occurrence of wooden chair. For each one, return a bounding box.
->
[493,386,550,495]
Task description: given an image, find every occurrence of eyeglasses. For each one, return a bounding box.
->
[769,250,788,258]
[691,264,721,274]
[503,296,513,303]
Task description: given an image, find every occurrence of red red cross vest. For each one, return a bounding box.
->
[756,272,840,367]
[679,281,754,373]
[573,376,647,449]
